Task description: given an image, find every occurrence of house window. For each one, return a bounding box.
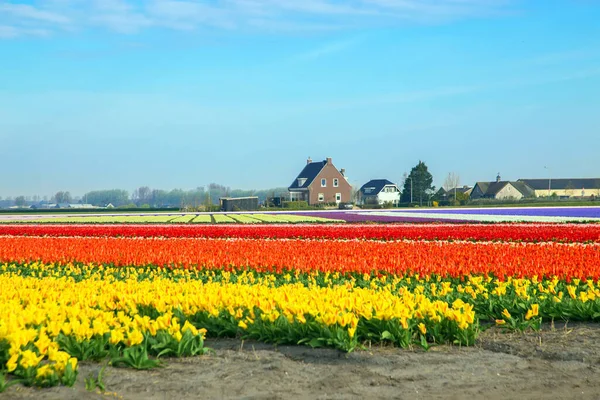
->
[318,193,324,202]
[336,193,341,202]
[321,178,326,187]
[333,178,339,187]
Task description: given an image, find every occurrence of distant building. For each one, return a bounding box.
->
[288,157,352,205]
[436,186,473,201]
[518,178,600,198]
[471,174,533,200]
[220,196,259,212]
[358,179,401,206]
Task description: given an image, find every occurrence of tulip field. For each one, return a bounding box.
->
[1,222,600,392]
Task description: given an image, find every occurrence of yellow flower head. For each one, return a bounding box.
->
[19,349,44,369]
[6,353,19,372]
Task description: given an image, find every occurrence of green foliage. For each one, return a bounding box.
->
[85,365,107,393]
[147,330,211,358]
[282,201,311,210]
[56,334,110,361]
[83,189,130,207]
[0,339,9,367]
[61,361,78,387]
[110,345,161,370]
[0,372,22,393]
[401,161,435,206]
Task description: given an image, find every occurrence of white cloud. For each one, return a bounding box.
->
[0,0,516,38]
[0,3,70,23]
[0,24,51,38]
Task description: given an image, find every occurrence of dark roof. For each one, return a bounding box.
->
[518,178,600,190]
[511,181,535,197]
[484,181,510,196]
[475,181,533,197]
[474,182,490,194]
[288,160,327,190]
[360,179,396,195]
[447,186,472,195]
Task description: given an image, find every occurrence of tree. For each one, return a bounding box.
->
[400,161,435,206]
[14,196,27,207]
[443,172,461,201]
[54,191,72,204]
[84,189,130,207]
[132,186,152,206]
[443,172,460,192]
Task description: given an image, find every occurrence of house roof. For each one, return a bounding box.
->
[447,186,473,195]
[474,182,490,194]
[475,181,533,197]
[360,179,396,195]
[518,178,600,190]
[288,160,327,190]
[483,181,510,196]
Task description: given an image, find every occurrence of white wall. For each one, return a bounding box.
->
[377,185,401,204]
[495,184,524,200]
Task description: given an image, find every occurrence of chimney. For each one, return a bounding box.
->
[340,168,346,177]
[307,157,312,164]
[326,157,332,165]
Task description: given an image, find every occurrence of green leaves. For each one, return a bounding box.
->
[110,345,160,370]
[56,334,109,362]
[0,372,22,393]
[148,330,211,358]
[85,365,107,393]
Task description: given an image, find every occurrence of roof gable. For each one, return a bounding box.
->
[288,161,327,189]
[360,179,396,195]
[485,181,510,196]
[474,182,490,194]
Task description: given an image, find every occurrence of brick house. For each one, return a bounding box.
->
[288,157,352,205]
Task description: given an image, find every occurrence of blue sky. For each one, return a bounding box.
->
[1,0,599,197]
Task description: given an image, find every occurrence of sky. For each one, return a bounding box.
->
[1,0,600,198]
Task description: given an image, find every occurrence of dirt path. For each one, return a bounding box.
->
[4,323,600,400]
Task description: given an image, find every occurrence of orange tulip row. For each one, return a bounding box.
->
[0,236,598,279]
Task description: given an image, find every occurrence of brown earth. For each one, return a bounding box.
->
[4,322,600,400]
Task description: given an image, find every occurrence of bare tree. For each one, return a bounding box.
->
[133,186,152,206]
[443,172,461,202]
[53,191,72,204]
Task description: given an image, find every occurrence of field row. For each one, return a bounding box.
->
[1,235,599,279]
[1,223,600,242]
[5,214,343,224]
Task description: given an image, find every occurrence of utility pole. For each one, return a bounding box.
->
[407,176,413,204]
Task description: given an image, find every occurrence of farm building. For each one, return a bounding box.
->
[470,175,534,200]
[220,196,259,212]
[517,178,600,198]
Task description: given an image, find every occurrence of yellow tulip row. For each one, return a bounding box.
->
[1,263,477,388]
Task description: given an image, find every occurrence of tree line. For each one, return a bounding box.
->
[1,185,290,208]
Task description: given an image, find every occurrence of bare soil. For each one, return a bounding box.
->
[4,323,600,400]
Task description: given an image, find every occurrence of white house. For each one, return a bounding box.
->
[359,179,401,206]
